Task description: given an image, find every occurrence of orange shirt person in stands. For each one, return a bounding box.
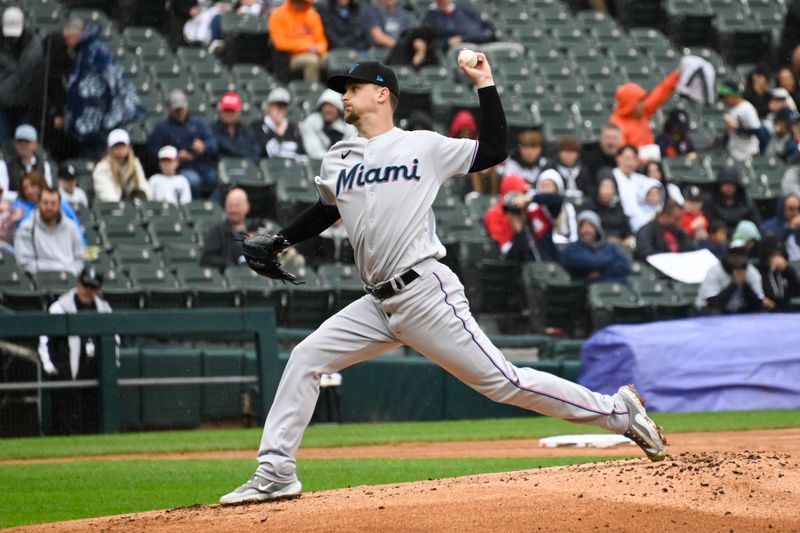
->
[610,70,680,148]
[268,0,328,82]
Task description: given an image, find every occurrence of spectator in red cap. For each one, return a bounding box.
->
[610,69,680,148]
[212,91,261,164]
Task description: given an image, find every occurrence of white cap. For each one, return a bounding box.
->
[107,128,130,147]
[638,143,661,162]
[2,7,23,38]
[158,145,178,160]
[266,87,291,105]
[317,89,344,112]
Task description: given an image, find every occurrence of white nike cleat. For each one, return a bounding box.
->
[219,474,302,505]
[618,384,668,462]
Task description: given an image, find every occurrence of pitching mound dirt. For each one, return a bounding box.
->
[10,430,800,532]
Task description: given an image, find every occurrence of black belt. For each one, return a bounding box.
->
[365,269,420,300]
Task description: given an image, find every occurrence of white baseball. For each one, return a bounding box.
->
[458,48,478,68]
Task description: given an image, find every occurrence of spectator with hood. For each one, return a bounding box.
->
[549,134,594,198]
[743,66,772,119]
[562,210,631,284]
[580,172,633,245]
[634,200,694,260]
[610,69,680,147]
[655,108,695,158]
[643,159,684,205]
[631,178,664,232]
[384,26,439,69]
[484,174,562,262]
[766,108,800,161]
[268,0,328,82]
[537,169,577,244]
[758,236,800,310]
[695,241,773,314]
[0,7,42,144]
[319,0,369,51]
[761,192,800,261]
[300,89,357,159]
[703,166,762,234]
[212,91,261,164]
[731,219,762,259]
[422,0,495,51]
[502,129,548,185]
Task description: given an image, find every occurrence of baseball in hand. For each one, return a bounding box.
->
[458,48,478,68]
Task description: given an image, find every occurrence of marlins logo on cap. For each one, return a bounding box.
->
[327,61,399,97]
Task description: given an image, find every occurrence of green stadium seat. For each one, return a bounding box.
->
[33,271,76,302]
[149,219,197,248]
[282,266,334,329]
[100,219,153,248]
[476,259,526,316]
[175,264,237,308]
[114,245,164,272]
[129,267,189,309]
[637,281,691,320]
[99,270,144,309]
[317,262,365,311]
[326,48,360,74]
[122,26,167,48]
[162,242,202,267]
[550,338,585,361]
[589,282,648,329]
[183,200,224,224]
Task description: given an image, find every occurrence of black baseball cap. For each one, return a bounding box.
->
[59,163,77,180]
[78,265,103,288]
[327,61,399,97]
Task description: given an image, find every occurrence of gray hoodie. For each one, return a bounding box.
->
[14,210,84,275]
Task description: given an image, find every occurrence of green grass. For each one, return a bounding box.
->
[0,456,624,528]
[1,410,798,460]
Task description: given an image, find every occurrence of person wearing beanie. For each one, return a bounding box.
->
[731,219,762,257]
[561,210,631,284]
[719,80,762,161]
[695,241,773,314]
[212,91,261,164]
[702,166,762,235]
[610,68,680,147]
[300,88,357,159]
[93,128,149,202]
[757,236,800,310]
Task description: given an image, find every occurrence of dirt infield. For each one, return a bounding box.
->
[9,429,800,532]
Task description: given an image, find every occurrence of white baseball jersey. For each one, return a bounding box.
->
[314,127,477,286]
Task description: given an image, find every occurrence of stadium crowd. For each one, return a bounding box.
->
[0,0,799,324]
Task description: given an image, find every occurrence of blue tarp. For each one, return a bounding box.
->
[579,313,800,412]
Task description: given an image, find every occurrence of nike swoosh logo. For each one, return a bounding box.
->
[341,150,351,159]
[257,483,273,491]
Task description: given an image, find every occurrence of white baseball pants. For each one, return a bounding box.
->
[255,261,630,482]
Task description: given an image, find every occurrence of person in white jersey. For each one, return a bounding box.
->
[220,56,668,505]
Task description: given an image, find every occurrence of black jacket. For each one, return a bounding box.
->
[319,0,369,50]
[212,119,261,164]
[580,198,632,240]
[634,220,694,260]
[3,151,49,193]
[41,32,74,120]
[702,169,762,234]
[580,142,616,183]
[200,220,255,270]
[0,29,43,110]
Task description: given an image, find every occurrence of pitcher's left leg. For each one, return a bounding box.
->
[397,267,629,434]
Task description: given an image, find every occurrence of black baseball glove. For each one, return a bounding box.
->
[241,234,301,284]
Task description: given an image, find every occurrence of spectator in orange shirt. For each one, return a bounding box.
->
[268,0,328,82]
[610,69,680,148]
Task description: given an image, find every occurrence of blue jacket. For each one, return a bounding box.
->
[66,25,145,142]
[211,120,261,164]
[561,239,631,283]
[422,4,495,49]
[148,115,219,175]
